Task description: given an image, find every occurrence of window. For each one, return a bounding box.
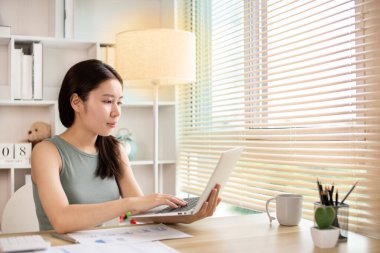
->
[177,0,380,238]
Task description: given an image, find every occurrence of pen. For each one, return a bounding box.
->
[328,186,334,206]
[321,191,329,206]
[335,189,338,206]
[122,211,132,221]
[51,232,79,244]
[341,181,358,204]
[317,178,323,204]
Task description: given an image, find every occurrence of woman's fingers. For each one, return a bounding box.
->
[204,186,220,216]
[129,194,188,214]
[155,194,187,208]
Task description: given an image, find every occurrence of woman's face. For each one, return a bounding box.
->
[77,79,123,136]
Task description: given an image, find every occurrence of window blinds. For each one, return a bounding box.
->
[176,0,380,238]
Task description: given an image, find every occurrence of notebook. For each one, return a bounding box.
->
[132,147,244,218]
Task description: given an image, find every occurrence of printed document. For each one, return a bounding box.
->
[68,224,191,245]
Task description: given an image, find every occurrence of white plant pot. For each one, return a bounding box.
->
[310,226,340,249]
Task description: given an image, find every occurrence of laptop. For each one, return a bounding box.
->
[132,147,244,218]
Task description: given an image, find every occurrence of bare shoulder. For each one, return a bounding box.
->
[32,140,59,158]
[31,140,61,178]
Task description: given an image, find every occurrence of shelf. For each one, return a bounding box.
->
[0,100,56,106]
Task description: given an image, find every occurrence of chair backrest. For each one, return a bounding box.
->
[1,183,39,233]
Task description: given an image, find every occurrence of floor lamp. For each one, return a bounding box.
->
[116,29,195,193]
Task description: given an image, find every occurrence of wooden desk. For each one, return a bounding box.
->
[1,213,379,252]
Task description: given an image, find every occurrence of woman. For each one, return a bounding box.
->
[32,59,220,233]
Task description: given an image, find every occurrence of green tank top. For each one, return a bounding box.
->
[33,136,120,231]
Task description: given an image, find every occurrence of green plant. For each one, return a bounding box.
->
[315,206,336,229]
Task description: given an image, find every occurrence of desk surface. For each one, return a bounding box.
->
[1,213,379,253]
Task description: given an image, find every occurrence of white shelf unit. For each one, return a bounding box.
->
[0,0,178,223]
[119,91,177,194]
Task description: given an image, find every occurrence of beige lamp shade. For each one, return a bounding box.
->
[116,29,196,85]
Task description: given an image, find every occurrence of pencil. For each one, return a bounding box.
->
[51,232,79,244]
[330,182,335,206]
[341,181,358,204]
[317,178,323,204]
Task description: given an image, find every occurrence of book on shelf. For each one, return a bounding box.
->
[21,54,33,100]
[13,42,43,100]
[12,48,23,100]
[32,42,43,100]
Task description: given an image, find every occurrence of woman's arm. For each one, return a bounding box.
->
[116,144,144,198]
[31,141,186,233]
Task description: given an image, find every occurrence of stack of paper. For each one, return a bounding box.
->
[50,224,191,253]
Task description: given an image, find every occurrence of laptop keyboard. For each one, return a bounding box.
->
[156,197,200,213]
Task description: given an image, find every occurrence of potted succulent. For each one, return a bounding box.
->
[310,205,340,249]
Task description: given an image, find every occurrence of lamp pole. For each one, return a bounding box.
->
[153,82,159,193]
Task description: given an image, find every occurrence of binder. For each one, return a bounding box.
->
[33,42,43,100]
[21,55,33,100]
[12,48,23,100]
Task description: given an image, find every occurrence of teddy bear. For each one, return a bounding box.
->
[27,121,51,148]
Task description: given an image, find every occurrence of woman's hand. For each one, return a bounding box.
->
[134,184,222,224]
[128,194,188,214]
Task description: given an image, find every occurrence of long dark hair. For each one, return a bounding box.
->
[58,59,124,179]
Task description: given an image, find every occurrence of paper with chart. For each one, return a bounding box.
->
[68,224,191,245]
[47,241,179,253]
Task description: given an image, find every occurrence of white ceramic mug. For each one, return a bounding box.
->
[266,194,303,226]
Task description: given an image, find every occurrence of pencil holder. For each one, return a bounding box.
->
[314,202,349,241]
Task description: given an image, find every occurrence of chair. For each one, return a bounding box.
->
[1,183,39,233]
